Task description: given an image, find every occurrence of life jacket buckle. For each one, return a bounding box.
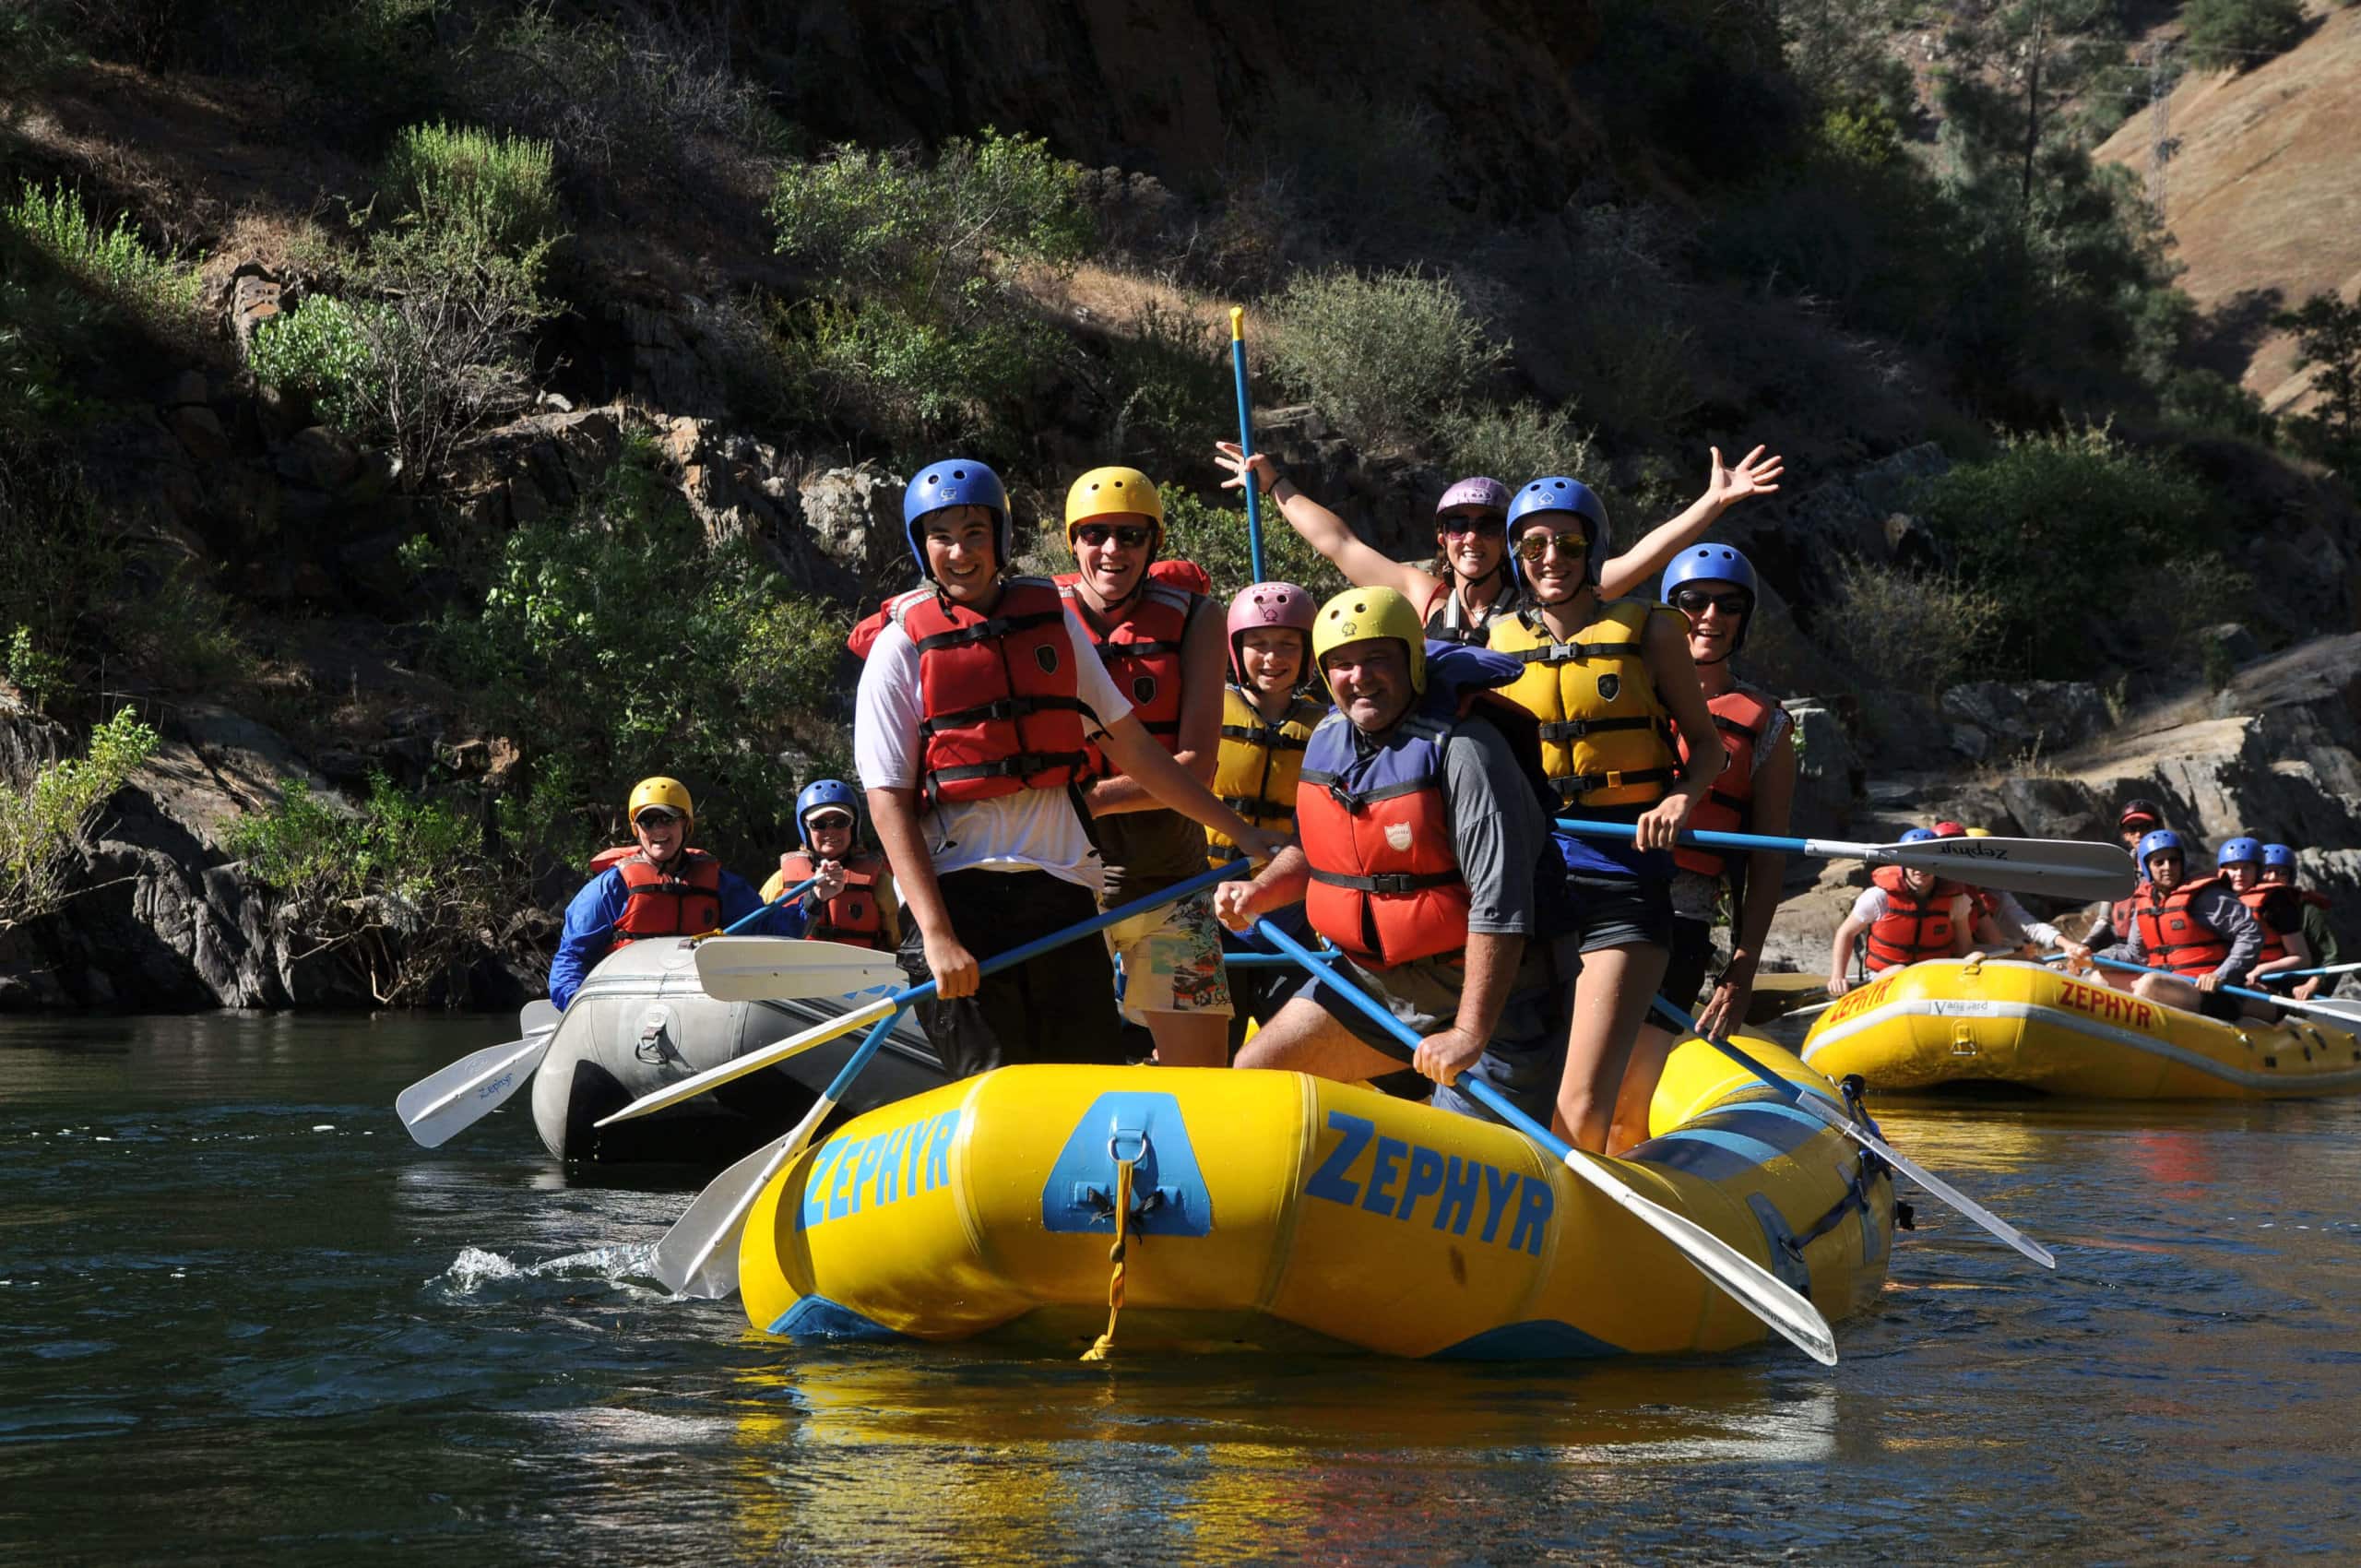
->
[1603,769,1625,790]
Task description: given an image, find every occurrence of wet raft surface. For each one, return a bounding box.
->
[6,1013,2360,1562]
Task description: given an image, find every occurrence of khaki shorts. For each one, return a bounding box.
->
[1104,888,1233,1022]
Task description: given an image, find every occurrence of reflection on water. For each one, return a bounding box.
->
[4,1013,2360,1563]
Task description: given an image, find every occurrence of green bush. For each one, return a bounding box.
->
[772,128,1094,451]
[1810,556,2001,696]
[0,180,203,341]
[1265,267,1508,453]
[381,122,558,265]
[2158,368,2273,443]
[1911,424,2225,676]
[1103,302,1230,472]
[424,453,850,865]
[0,706,159,932]
[2181,0,2308,74]
[245,294,384,432]
[1156,490,1349,607]
[1436,399,1597,486]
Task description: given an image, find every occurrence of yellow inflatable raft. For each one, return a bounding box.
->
[1798,956,2361,1099]
[737,1040,1893,1360]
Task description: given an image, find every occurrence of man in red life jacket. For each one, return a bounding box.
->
[2076,829,2268,1021]
[761,778,897,953]
[550,777,802,1009]
[2213,836,2311,988]
[1215,586,1581,1134]
[855,459,1285,1080]
[1824,827,1973,993]
[1055,466,1239,1069]
[2260,842,2340,1000]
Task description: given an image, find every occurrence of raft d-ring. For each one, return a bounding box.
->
[1960,952,1986,980]
[1109,1128,1150,1166]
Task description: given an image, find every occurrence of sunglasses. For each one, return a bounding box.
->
[803,812,855,832]
[1513,530,1589,564]
[1671,588,1753,617]
[635,809,683,828]
[1440,517,1505,540]
[1074,523,1153,550]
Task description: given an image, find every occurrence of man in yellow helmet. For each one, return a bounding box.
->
[1055,465,1240,1068]
[1216,588,1580,1130]
[550,777,813,1008]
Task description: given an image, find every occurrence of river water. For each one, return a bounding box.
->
[4,1011,2358,1564]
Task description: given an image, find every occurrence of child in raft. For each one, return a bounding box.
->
[1210,442,1784,643]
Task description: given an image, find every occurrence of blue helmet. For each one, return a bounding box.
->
[2137,828,2184,865]
[1899,826,1938,844]
[1507,477,1610,589]
[795,778,863,851]
[903,459,1010,580]
[2261,842,2298,871]
[1661,543,1759,659]
[2216,836,2262,870]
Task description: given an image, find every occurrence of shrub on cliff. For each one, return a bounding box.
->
[0,707,159,934]
[0,180,204,348]
[2181,0,2308,75]
[1265,267,1508,454]
[770,129,1095,456]
[1153,492,1347,607]
[1810,557,2001,696]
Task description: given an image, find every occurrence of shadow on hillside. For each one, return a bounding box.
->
[2186,285,2286,381]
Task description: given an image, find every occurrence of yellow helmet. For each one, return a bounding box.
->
[1311,586,1427,698]
[627,776,694,831]
[1063,466,1164,551]
[1964,826,1992,837]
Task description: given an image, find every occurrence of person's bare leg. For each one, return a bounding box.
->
[1145,1010,1230,1068]
[1235,996,1404,1082]
[2132,973,2200,1010]
[1608,1020,1675,1155]
[1557,942,1670,1154]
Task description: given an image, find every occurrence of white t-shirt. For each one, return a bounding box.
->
[855,604,1133,890]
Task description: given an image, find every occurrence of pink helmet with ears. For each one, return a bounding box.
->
[1227,581,1317,683]
[1437,476,1511,517]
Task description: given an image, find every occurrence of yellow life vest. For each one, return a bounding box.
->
[1488,599,1679,809]
[1206,683,1326,865]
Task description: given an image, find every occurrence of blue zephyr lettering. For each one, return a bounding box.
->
[801,1136,849,1229]
[1432,1155,1479,1235]
[873,1126,908,1206]
[1306,1111,1374,1204]
[1360,1135,1409,1217]
[827,1136,868,1220]
[924,1111,957,1191]
[1506,1174,1553,1257]
[1395,1146,1446,1226]
[1477,1163,1518,1243]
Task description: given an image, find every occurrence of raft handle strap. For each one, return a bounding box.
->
[1080,1152,1139,1363]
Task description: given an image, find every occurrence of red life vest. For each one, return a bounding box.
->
[611,849,723,943]
[2236,885,2297,966]
[1057,575,1197,777]
[2132,873,2235,979]
[888,577,1095,804]
[1295,707,1473,970]
[778,849,889,950]
[1670,686,1781,878]
[2106,891,2140,944]
[1862,864,1959,972]
[589,845,636,875]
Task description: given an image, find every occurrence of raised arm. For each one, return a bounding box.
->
[1597,445,1784,600]
[1214,442,1442,605]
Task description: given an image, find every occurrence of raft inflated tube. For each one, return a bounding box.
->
[737,1042,1893,1360]
[1800,956,2361,1099]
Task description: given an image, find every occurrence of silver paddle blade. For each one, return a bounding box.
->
[694,936,908,1002]
[1852,835,2136,901]
[396,1028,556,1148]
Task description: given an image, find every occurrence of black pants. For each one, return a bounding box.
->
[1658,916,1716,1026]
[897,868,1126,1080]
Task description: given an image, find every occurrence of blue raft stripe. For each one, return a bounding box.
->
[769,1294,907,1343]
[1635,1124,1790,1182]
[1433,1318,1624,1360]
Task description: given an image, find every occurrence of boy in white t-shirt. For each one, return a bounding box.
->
[855,459,1285,1078]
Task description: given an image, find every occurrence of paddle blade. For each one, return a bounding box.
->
[652,1097,834,1299]
[594,996,896,1128]
[2281,993,2361,1028]
[1862,835,2136,901]
[694,936,908,1002]
[1786,1094,2056,1268]
[396,1029,556,1148]
[1561,1151,1838,1366]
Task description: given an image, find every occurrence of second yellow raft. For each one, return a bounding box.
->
[737,1039,1893,1360]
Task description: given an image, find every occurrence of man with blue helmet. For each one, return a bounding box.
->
[2079,829,2268,1020]
[852,458,1287,1079]
[1825,826,1974,992]
[760,778,898,953]
[2259,843,2340,999]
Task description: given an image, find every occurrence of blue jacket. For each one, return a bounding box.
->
[550,864,807,1009]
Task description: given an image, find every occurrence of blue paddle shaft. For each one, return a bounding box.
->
[1232,335,1264,584]
[722,876,819,936]
[1646,992,1807,1108]
[816,1004,909,1104]
[1558,817,1804,855]
[2079,950,2280,1007]
[1250,918,1575,1159]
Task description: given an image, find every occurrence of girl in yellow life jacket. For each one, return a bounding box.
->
[1207,581,1327,866]
[1489,477,1729,1154]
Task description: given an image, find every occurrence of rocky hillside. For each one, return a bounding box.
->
[2094,6,2361,414]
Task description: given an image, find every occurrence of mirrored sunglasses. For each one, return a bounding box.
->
[803,811,856,831]
[1513,530,1589,564]
[635,808,684,827]
[1074,523,1153,550]
[1671,588,1752,617]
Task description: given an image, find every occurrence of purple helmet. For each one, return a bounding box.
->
[1436,477,1511,517]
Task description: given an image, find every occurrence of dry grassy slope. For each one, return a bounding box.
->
[2094,7,2361,413]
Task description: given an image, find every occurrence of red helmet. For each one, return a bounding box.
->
[2118,798,2165,831]
[1226,581,1316,683]
[1932,821,1967,838]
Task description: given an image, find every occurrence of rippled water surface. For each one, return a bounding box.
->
[6,1011,2361,1564]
